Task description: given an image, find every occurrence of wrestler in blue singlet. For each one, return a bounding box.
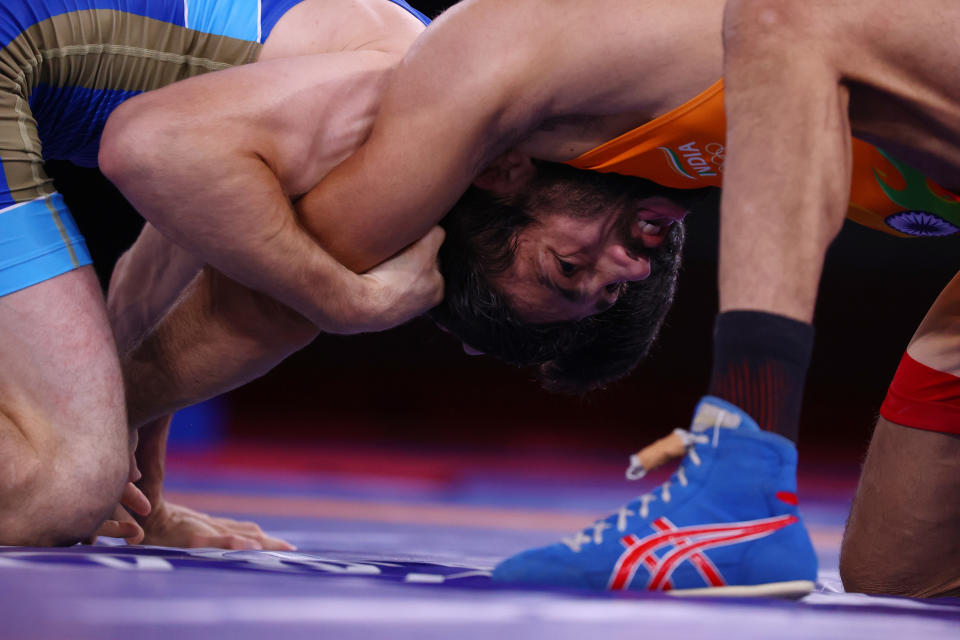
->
[0,0,429,295]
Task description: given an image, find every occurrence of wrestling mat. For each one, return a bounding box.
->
[1,443,957,639]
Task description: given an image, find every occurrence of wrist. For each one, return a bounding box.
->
[135,469,165,501]
[314,272,378,334]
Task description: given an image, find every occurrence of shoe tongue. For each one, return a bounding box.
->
[690,396,760,434]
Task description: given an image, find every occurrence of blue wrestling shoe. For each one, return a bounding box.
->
[493,396,817,597]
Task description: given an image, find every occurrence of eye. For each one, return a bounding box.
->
[557,258,577,277]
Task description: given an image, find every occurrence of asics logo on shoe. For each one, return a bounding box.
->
[608,514,798,591]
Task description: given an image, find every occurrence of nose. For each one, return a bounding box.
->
[585,246,651,310]
[597,243,651,284]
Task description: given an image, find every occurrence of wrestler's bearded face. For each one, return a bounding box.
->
[493,192,687,323]
[478,160,689,323]
[430,161,696,391]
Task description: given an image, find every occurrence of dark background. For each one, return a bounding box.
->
[51,0,959,462]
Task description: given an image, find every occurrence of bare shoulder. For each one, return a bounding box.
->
[260,0,425,60]
[395,0,647,123]
[423,0,722,117]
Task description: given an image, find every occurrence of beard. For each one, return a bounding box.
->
[513,160,692,294]
[429,160,698,392]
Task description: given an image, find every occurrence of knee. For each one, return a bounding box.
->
[839,425,960,598]
[840,544,950,598]
[838,558,891,596]
[0,419,128,546]
[839,531,895,596]
[842,520,960,598]
[58,430,130,544]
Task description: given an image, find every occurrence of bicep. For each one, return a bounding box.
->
[293,86,495,273]
[294,0,566,273]
[100,59,300,198]
[105,52,396,170]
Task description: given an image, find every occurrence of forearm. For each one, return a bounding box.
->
[124,268,317,428]
[294,1,563,273]
[109,228,315,427]
[106,145,362,329]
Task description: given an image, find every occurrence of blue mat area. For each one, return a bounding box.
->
[0,445,957,639]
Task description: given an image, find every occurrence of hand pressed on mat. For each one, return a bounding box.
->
[86,490,295,551]
[87,417,293,551]
[135,499,295,551]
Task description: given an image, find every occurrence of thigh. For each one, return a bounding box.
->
[0,28,127,543]
[877,271,960,434]
[841,272,960,596]
[0,267,129,545]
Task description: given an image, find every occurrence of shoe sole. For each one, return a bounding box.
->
[666,580,815,599]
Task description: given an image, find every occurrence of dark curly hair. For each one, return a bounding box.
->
[430,161,707,393]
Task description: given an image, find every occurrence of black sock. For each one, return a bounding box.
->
[707,311,814,443]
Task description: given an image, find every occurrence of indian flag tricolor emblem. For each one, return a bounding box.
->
[657,147,697,180]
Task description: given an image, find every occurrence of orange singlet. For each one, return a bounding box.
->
[567,80,960,238]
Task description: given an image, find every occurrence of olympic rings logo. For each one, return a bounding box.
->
[704,142,725,169]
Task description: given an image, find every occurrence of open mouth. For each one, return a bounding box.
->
[633,202,688,248]
[637,217,671,236]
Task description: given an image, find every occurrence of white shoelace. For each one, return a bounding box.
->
[562,428,710,552]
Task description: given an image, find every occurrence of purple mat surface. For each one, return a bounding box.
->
[1,446,957,639]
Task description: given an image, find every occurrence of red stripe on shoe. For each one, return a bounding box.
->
[776,491,798,506]
[609,515,797,590]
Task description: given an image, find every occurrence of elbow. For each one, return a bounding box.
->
[99,99,164,190]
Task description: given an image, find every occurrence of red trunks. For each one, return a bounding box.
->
[880,352,960,435]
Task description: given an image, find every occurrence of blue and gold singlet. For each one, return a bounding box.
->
[0,0,428,296]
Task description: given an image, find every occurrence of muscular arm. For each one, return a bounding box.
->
[106,0,722,283]
[294,0,544,270]
[101,1,437,549]
[719,0,852,320]
[100,52,406,331]
[120,268,318,427]
[297,0,716,271]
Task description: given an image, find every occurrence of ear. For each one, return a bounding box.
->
[462,343,485,356]
[435,322,486,356]
[472,150,537,197]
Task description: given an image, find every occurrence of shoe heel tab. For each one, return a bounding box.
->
[692,396,761,433]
